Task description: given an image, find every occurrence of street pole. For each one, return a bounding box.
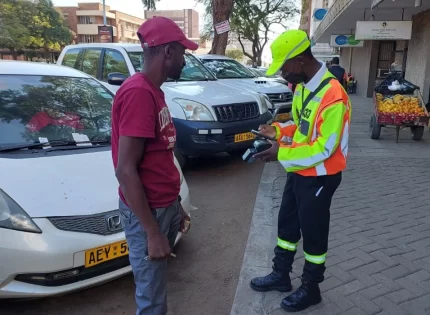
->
[102,0,107,25]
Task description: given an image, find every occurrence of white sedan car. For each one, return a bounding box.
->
[0,61,191,299]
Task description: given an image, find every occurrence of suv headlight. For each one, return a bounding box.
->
[173,99,215,121]
[0,189,42,233]
[258,93,271,113]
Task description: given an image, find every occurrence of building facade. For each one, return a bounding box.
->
[300,0,339,62]
[56,2,144,44]
[144,9,200,39]
[312,0,430,101]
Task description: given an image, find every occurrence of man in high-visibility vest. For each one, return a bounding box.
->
[250,30,351,312]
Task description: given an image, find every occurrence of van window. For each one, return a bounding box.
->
[102,49,129,81]
[80,49,102,78]
[0,75,113,146]
[62,48,82,68]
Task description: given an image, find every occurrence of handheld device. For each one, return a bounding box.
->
[242,139,273,163]
[251,129,276,141]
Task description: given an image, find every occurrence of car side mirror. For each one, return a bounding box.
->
[107,72,128,86]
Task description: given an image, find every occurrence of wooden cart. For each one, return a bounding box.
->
[369,90,429,143]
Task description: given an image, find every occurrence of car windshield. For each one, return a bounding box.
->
[200,59,256,79]
[0,75,113,147]
[128,52,216,81]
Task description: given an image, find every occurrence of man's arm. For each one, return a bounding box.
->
[277,100,347,173]
[116,137,159,236]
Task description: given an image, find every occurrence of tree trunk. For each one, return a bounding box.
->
[210,0,234,55]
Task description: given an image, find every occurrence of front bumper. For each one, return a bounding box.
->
[0,190,191,299]
[174,111,273,157]
[271,104,293,122]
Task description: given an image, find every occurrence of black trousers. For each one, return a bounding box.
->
[272,172,342,283]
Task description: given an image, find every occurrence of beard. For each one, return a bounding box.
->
[283,72,306,85]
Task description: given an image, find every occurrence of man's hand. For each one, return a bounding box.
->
[147,232,171,260]
[258,124,277,139]
[179,203,191,234]
[254,140,280,162]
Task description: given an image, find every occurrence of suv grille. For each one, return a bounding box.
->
[213,102,259,122]
[266,93,293,104]
[48,210,123,236]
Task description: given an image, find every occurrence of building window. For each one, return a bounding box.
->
[79,16,96,24]
[322,0,329,8]
[79,35,97,43]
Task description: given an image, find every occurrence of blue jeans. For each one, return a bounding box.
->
[119,198,181,315]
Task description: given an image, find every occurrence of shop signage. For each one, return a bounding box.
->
[313,8,328,21]
[330,35,364,47]
[355,21,412,40]
[98,25,113,43]
[215,20,230,35]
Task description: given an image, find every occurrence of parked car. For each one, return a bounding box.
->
[0,61,191,299]
[197,54,293,122]
[57,44,274,166]
[247,66,288,85]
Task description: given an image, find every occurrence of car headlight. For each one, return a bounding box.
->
[173,99,215,121]
[258,93,271,112]
[0,189,42,233]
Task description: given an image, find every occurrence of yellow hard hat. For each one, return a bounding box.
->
[266,30,311,76]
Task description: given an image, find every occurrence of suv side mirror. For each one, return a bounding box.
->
[107,72,128,86]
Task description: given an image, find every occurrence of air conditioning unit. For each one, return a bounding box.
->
[377,68,390,78]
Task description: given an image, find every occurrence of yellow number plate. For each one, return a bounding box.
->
[234,132,256,143]
[274,113,291,122]
[85,240,128,268]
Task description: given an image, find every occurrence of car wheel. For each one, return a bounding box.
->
[411,126,424,141]
[369,114,381,140]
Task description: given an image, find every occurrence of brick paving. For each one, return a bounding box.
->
[230,95,430,315]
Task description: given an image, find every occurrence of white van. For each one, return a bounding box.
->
[57,44,273,165]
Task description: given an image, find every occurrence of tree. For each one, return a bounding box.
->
[141,0,160,10]
[198,0,234,55]
[0,0,72,59]
[0,0,32,59]
[225,49,244,61]
[230,0,299,66]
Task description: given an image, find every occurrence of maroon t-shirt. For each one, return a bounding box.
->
[111,73,180,209]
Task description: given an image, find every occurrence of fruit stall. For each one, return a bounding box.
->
[369,74,429,143]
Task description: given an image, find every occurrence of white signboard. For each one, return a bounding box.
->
[330,35,364,47]
[215,20,231,35]
[355,21,412,40]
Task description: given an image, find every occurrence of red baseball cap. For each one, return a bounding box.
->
[137,16,199,51]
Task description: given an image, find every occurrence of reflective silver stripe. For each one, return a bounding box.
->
[279,133,337,169]
[341,120,349,159]
[304,252,326,264]
[277,238,297,251]
[278,121,295,128]
[294,91,301,96]
[312,97,321,102]
[311,119,318,141]
[285,37,309,61]
[315,163,327,175]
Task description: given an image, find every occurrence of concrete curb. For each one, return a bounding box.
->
[230,162,280,315]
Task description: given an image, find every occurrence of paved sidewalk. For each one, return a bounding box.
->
[230,95,430,315]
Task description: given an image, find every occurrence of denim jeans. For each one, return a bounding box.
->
[119,198,181,315]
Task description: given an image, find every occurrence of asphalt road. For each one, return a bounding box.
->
[1,153,264,315]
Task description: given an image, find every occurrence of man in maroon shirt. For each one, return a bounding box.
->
[111,16,198,315]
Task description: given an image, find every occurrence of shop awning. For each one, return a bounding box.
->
[313,0,430,44]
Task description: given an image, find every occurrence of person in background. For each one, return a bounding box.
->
[111,16,196,315]
[328,57,348,90]
[249,30,351,313]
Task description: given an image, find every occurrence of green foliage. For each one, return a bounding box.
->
[0,0,72,54]
[141,0,160,10]
[230,0,299,64]
[225,49,244,61]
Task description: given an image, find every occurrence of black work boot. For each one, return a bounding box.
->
[250,271,292,292]
[280,279,321,312]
